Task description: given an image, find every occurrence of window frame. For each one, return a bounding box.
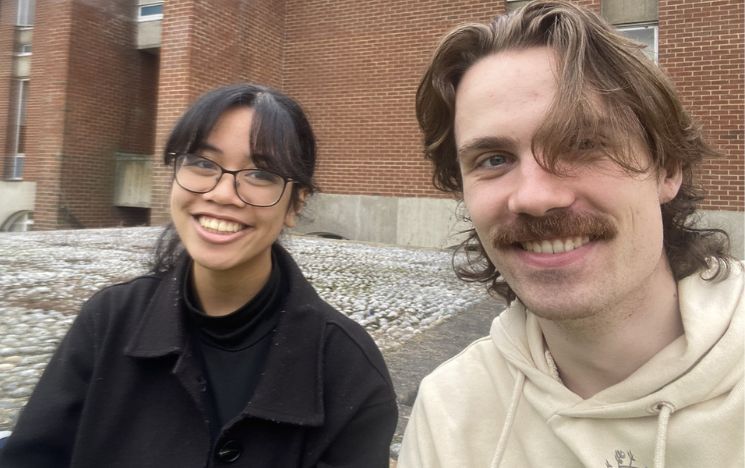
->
[16,0,35,26]
[14,41,32,57]
[7,79,29,180]
[617,23,659,63]
[137,3,164,22]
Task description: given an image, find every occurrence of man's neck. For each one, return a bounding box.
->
[537,263,683,399]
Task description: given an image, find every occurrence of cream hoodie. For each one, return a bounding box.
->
[398,265,744,468]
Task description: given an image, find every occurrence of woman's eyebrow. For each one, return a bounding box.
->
[196,142,222,153]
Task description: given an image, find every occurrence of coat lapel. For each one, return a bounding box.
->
[243,245,327,427]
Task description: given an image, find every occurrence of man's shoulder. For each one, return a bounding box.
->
[421,334,508,392]
[679,260,745,308]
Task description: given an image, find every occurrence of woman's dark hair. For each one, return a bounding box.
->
[416,1,732,300]
[151,83,318,273]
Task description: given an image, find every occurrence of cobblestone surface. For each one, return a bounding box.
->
[0,227,487,431]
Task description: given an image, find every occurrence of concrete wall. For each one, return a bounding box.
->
[137,19,161,50]
[296,193,745,259]
[0,181,35,230]
[295,193,469,249]
[700,209,745,259]
[602,0,657,24]
[113,153,152,208]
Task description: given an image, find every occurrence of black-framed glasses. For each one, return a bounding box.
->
[172,153,292,207]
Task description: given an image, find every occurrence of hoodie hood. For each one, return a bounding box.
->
[398,264,743,468]
[492,264,744,418]
[487,264,744,468]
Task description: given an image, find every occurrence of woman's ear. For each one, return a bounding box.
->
[284,189,308,228]
[658,165,683,204]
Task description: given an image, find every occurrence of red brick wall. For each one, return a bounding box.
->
[25,0,157,229]
[659,0,744,211]
[150,0,286,224]
[0,1,16,178]
[59,0,152,228]
[282,0,599,198]
[11,0,743,230]
[23,0,74,229]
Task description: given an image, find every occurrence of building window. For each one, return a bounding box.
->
[617,23,658,63]
[7,154,25,180]
[138,3,163,21]
[0,210,33,232]
[7,80,28,180]
[16,0,35,26]
[15,42,32,56]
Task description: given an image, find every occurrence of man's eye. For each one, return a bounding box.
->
[575,137,607,152]
[478,154,508,168]
[577,139,596,150]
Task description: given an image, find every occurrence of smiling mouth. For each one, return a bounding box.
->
[519,236,591,254]
[197,216,247,234]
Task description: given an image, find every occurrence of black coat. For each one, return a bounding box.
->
[0,245,398,467]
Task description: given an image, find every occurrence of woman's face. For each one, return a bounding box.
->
[170,106,299,281]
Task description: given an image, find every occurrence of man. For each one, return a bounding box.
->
[398,1,742,467]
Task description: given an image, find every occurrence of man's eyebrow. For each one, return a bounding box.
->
[457,136,517,159]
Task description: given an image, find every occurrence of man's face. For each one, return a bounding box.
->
[454,47,682,319]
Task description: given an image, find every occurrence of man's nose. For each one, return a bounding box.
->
[506,156,575,217]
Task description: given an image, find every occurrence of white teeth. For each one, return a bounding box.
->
[198,216,244,234]
[520,236,591,254]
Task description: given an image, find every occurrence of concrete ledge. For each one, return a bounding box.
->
[295,193,470,248]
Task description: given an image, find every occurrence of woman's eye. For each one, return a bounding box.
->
[243,170,282,185]
[184,155,216,169]
[194,159,216,169]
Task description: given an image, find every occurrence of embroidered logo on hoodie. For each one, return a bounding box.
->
[605,449,647,468]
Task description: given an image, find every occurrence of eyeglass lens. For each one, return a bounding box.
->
[175,154,287,207]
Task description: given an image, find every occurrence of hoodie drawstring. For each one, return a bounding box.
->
[653,401,674,468]
[489,371,525,468]
[488,382,673,468]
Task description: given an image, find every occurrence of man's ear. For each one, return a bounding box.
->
[658,165,683,204]
[284,189,308,228]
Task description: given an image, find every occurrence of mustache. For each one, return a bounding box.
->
[491,211,618,247]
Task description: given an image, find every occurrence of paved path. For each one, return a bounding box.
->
[383,296,505,455]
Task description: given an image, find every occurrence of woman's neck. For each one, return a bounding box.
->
[191,251,273,317]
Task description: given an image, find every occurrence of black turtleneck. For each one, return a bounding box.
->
[182,253,284,429]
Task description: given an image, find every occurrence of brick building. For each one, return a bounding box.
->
[1,0,743,255]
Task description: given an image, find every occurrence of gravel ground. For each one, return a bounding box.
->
[0,226,487,431]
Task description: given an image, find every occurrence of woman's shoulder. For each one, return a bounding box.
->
[78,272,171,325]
[85,272,164,306]
[311,301,394,386]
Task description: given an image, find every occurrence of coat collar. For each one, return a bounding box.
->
[125,244,327,426]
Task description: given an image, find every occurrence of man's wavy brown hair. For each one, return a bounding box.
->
[416,0,732,300]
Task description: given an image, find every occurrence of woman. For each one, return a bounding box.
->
[0,84,398,467]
